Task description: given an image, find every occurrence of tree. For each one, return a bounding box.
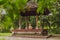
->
[37,0,57,14]
[37,0,60,33]
[0,0,28,32]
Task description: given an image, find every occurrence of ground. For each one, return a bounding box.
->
[0,33,60,40]
[0,36,60,40]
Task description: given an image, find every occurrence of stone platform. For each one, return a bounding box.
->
[12,29,50,38]
[12,29,42,35]
[12,34,51,38]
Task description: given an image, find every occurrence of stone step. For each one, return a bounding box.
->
[12,34,51,38]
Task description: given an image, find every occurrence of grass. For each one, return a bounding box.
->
[0,33,12,36]
[0,38,6,40]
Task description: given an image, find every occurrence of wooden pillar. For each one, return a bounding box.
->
[25,16,29,30]
[36,15,38,29]
[19,16,22,29]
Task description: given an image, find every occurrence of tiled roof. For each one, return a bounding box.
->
[25,0,38,8]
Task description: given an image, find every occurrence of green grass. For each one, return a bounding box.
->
[0,38,6,40]
[0,33,12,36]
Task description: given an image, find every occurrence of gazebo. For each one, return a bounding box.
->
[12,0,50,37]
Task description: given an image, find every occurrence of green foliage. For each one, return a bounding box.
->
[37,0,57,14]
[0,0,28,32]
[0,0,7,5]
[0,0,60,34]
[30,16,36,29]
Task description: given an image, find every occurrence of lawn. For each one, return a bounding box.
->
[0,33,12,36]
[0,38,6,40]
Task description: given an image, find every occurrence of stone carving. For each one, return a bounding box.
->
[29,24,33,29]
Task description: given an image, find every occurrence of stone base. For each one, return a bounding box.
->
[12,34,51,38]
[12,29,42,34]
[12,29,50,38]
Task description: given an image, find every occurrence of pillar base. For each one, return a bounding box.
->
[19,27,21,30]
[25,27,27,30]
[35,26,38,29]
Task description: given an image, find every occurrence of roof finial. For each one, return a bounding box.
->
[28,0,37,3]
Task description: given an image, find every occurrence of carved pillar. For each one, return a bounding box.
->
[36,15,38,29]
[19,16,22,29]
[25,16,29,30]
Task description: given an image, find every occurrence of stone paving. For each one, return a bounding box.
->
[0,36,60,40]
